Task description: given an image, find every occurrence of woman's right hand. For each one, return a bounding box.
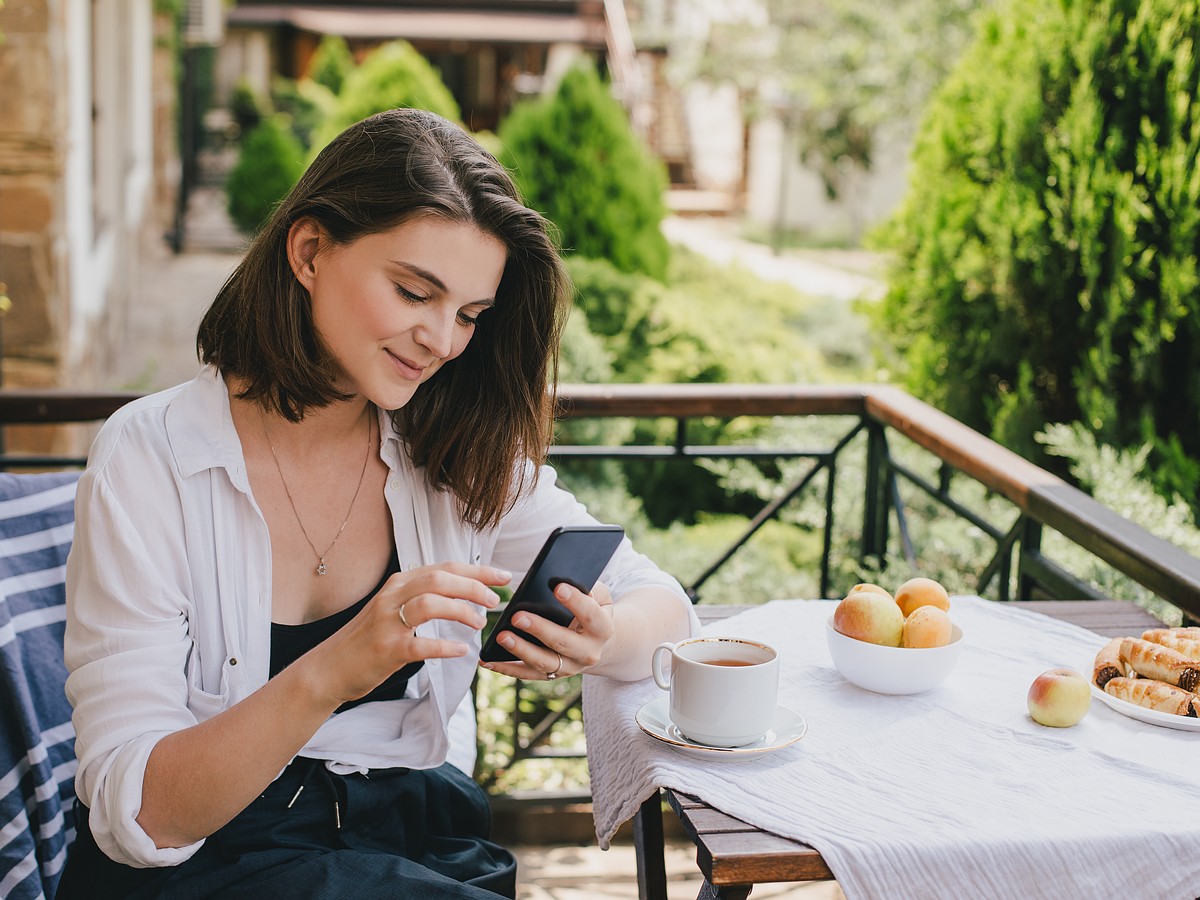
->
[307,562,511,706]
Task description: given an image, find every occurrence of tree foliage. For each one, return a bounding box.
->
[307,34,355,95]
[877,0,1200,500]
[497,60,669,280]
[310,40,461,152]
[688,0,983,200]
[225,114,306,235]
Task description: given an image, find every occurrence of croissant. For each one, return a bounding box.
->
[1140,629,1200,661]
[1120,638,1200,692]
[1104,676,1200,717]
[1092,638,1127,689]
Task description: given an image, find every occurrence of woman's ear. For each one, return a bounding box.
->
[286,218,322,290]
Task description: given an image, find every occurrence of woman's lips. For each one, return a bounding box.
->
[386,349,425,381]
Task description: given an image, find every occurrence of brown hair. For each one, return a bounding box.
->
[197,108,570,529]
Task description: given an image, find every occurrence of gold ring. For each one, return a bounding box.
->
[398,603,414,630]
[546,651,563,680]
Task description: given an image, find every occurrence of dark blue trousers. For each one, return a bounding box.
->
[55,759,516,899]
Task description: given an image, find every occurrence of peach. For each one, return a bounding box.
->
[902,606,953,648]
[895,577,951,618]
[1027,668,1091,727]
[847,582,893,603]
[833,591,904,647]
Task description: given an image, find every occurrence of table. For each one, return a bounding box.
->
[625,599,1168,900]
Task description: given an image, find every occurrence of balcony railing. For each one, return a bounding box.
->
[4,383,1199,789]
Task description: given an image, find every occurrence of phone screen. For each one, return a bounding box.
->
[479,525,625,664]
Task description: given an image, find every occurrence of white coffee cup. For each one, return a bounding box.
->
[651,637,779,747]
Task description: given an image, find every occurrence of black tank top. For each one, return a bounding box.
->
[269,548,424,713]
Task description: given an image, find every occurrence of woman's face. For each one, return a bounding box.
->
[293,215,507,411]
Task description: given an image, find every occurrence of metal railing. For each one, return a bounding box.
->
[4,383,1200,786]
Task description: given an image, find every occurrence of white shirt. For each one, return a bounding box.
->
[65,367,697,868]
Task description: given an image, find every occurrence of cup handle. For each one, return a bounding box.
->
[651,642,675,691]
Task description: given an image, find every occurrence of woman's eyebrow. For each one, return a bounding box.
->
[390,261,448,293]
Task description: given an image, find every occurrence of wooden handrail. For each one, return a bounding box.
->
[3,383,1198,614]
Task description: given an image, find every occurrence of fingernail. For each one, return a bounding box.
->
[494,568,512,581]
[512,614,528,629]
[498,634,514,649]
[555,584,570,600]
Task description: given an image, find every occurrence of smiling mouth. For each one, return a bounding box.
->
[386,349,426,381]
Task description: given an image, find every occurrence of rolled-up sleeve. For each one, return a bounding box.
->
[65,467,206,867]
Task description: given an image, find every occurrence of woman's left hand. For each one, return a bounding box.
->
[481,581,615,680]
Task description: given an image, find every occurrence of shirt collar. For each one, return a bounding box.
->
[165,366,250,488]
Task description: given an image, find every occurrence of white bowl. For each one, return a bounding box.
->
[825,616,963,694]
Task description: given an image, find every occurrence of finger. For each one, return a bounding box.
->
[548,582,614,642]
[482,658,566,681]
[420,562,513,590]
[490,626,576,674]
[393,593,490,632]
[386,568,508,612]
[408,636,474,660]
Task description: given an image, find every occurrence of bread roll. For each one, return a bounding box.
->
[1103,676,1200,717]
[1119,638,1200,692]
[1140,629,1200,661]
[1092,638,1127,688]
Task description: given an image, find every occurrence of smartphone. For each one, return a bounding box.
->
[479,525,625,664]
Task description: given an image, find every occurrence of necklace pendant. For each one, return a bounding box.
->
[316,560,328,576]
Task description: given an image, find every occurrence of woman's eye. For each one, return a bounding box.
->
[394,284,426,303]
[457,311,480,327]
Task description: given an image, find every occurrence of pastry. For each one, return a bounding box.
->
[1119,638,1200,692]
[1140,628,1200,661]
[1103,676,1200,717]
[1092,637,1127,689]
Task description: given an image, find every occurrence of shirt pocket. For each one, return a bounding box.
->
[185,651,235,721]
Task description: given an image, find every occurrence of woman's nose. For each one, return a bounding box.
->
[415,307,455,358]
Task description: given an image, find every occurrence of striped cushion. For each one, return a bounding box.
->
[0,472,80,900]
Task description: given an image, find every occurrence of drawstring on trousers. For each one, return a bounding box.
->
[285,757,342,830]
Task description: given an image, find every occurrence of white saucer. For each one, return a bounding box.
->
[635,696,807,760]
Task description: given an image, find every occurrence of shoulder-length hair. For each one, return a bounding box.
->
[197,108,570,530]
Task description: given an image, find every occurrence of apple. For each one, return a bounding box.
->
[834,591,904,647]
[902,606,953,648]
[847,582,894,603]
[1027,668,1091,727]
[895,577,951,618]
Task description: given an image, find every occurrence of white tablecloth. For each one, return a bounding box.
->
[583,596,1200,900]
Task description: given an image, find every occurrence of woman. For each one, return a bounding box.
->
[60,109,697,898]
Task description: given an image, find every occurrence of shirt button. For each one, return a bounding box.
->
[229,657,239,666]
[389,479,400,490]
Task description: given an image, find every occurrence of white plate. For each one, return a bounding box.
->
[635,696,808,760]
[1091,684,1200,732]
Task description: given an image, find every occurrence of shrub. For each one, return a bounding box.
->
[310,41,461,153]
[229,79,265,136]
[225,114,306,235]
[269,76,336,150]
[498,60,669,280]
[876,0,1200,502]
[307,34,355,95]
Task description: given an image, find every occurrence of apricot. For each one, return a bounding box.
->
[846,582,893,603]
[895,577,951,618]
[833,591,904,647]
[901,606,953,648]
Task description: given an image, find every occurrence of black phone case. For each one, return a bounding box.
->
[479,525,624,664]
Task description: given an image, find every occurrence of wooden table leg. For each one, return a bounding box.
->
[697,882,752,900]
[634,790,669,900]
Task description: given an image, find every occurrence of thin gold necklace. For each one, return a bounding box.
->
[259,406,373,576]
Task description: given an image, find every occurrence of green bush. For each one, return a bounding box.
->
[225,114,306,235]
[307,34,355,95]
[876,0,1200,502]
[269,76,336,150]
[498,60,669,280]
[310,40,461,153]
[229,79,265,136]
